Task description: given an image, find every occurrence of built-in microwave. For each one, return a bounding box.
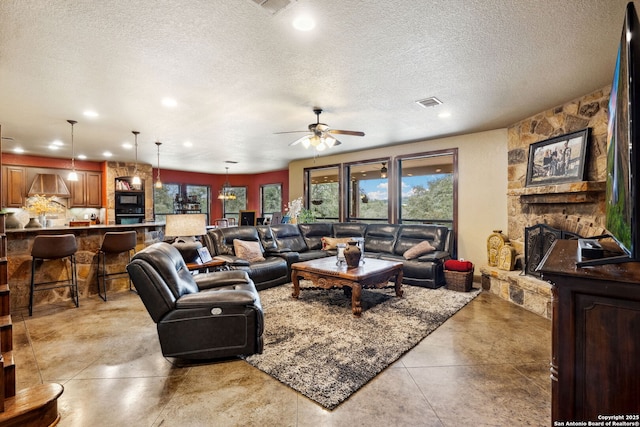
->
[118,194,142,205]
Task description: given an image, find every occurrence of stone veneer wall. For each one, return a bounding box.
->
[482,86,611,319]
[105,162,153,224]
[507,86,610,241]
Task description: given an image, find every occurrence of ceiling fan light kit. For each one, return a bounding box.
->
[277,108,364,153]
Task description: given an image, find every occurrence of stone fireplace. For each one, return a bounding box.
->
[481,87,610,318]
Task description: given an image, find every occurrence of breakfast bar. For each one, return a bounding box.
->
[6,222,164,313]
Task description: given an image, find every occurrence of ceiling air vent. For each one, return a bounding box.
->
[416,97,443,108]
[250,0,295,15]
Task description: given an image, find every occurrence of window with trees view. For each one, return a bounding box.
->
[347,160,390,222]
[154,183,210,223]
[303,149,456,229]
[222,186,247,222]
[306,166,340,221]
[260,183,282,216]
[398,150,455,227]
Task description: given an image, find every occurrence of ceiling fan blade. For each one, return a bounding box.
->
[327,129,365,137]
[288,134,312,146]
[274,130,308,134]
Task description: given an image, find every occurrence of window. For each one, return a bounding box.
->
[260,183,282,216]
[153,183,180,222]
[398,150,456,227]
[346,160,389,223]
[222,186,247,222]
[306,166,340,222]
[154,184,210,223]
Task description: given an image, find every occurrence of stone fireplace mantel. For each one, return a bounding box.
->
[507,181,605,204]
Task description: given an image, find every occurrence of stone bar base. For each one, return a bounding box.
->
[7,223,163,314]
[479,265,551,319]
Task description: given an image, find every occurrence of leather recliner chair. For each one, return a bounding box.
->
[126,242,263,359]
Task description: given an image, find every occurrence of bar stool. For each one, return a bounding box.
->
[96,231,137,301]
[30,234,79,316]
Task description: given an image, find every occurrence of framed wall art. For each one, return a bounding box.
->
[525,128,590,187]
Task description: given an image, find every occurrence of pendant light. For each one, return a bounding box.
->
[154,141,162,189]
[217,167,237,200]
[131,131,141,186]
[380,162,388,178]
[67,119,78,181]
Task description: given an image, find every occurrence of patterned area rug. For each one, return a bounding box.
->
[244,282,479,409]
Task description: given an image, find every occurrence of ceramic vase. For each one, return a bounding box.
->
[5,212,22,229]
[344,241,361,268]
[487,229,509,267]
[25,217,42,228]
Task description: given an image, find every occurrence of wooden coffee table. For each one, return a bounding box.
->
[291,257,404,317]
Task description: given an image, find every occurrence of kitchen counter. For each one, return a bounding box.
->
[6,222,165,314]
[6,221,164,234]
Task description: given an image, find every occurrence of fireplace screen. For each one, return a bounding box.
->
[524,224,581,276]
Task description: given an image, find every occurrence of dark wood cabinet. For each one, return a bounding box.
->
[1,166,26,208]
[539,239,640,423]
[69,171,102,207]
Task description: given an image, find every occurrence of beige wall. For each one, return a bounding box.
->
[288,128,508,268]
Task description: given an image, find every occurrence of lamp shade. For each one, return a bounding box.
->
[165,214,207,237]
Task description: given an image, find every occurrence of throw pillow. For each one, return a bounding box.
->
[321,236,355,250]
[444,259,474,272]
[403,240,436,260]
[233,239,265,262]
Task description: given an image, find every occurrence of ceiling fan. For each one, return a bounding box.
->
[275,108,365,152]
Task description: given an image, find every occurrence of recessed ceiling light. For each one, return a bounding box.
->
[103,151,112,157]
[122,142,133,149]
[183,141,193,147]
[78,154,87,160]
[162,97,177,107]
[83,110,99,118]
[48,145,60,150]
[51,140,63,146]
[13,147,24,154]
[293,14,315,31]
[438,112,451,118]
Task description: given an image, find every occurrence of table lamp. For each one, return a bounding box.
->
[164,214,207,263]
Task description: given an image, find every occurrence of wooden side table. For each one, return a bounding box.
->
[185,258,227,273]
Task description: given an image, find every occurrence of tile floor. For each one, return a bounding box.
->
[12,287,551,426]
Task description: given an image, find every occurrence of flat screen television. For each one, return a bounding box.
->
[581,2,640,266]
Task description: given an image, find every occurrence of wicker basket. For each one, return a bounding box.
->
[444,268,474,292]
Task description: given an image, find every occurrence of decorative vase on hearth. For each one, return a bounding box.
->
[344,240,361,268]
[487,229,509,267]
[5,212,22,229]
[497,242,516,271]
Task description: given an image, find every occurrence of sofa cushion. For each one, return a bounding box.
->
[364,224,400,254]
[403,240,436,259]
[332,222,367,238]
[393,224,450,255]
[270,224,309,253]
[233,239,266,262]
[298,223,333,250]
[321,236,354,250]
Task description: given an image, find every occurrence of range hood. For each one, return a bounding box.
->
[28,174,71,197]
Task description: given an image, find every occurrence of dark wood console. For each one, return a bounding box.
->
[538,239,640,423]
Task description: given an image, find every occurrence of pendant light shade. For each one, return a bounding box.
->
[67,119,78,181]
[154,141,162,189]
[380,162,388,179]
[131,131,141,186]
[217,167,236,200]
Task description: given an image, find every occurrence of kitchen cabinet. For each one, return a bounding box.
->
[1,166,26,208]
[69,171,102,207]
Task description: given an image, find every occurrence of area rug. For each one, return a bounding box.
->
[244,283,479,409]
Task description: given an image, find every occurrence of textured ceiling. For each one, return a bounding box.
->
[0,0,632,174]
